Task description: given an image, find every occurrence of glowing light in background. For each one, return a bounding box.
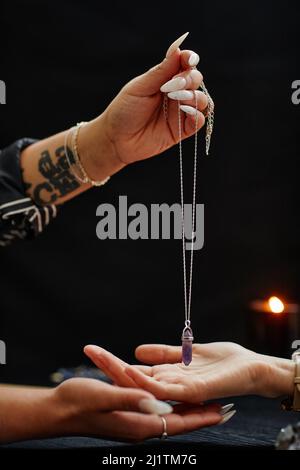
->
[268,296,285,314]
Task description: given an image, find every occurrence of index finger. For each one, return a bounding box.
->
[84,345,136,387]
[84,345,151,387]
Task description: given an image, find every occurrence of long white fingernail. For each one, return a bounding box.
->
[220,403,234,415]
[218,409,236,425]
[166,32,189,58]
[160,77,186,93]
[180,104,198,116]
[168,90,195,100]
[188,52,200,67]
[139,398,173,415]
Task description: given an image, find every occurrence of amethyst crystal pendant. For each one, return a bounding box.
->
[181,322,194,366]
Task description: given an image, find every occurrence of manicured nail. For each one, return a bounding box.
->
[190,69,201,82]
[218,409,236,425]
[180,105,198,116]
[166,32,189,58]
[188,52,200,67]
[139,398,173,415]
[220,403,234,415]
[160,77,186,93]
[168,90,195,100]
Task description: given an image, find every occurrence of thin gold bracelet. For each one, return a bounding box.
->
[70,122,110,187]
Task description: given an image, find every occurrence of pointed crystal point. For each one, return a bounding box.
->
[181,325,193,366]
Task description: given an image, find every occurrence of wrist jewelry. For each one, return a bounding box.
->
[64,122,110,187]
[281,351,300,411]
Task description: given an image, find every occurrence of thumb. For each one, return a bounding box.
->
[107,386,173,415]
[136,344,182,365]
[125,32,189,96]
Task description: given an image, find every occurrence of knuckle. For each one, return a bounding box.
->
[148,62,164,74]
[177,414,187,434]
[117,392,130,411]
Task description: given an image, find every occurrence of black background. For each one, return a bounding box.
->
[0,0,299,384]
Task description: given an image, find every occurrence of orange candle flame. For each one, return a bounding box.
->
[268,296,285,314]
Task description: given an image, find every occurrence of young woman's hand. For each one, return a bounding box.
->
[82,32,208,176]
[0,377,223,443]
[54,377,223,441]
[84,342,294,404]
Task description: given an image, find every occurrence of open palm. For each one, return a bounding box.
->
[84,342,292,404]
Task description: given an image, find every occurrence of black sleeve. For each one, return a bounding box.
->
[0,139,58,247]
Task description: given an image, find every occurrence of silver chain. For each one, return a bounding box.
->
[178,92,198,323]
[201,82,215,155]
[163,81,214,325]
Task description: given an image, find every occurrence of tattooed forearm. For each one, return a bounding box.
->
[23,145,80,205]
[20,125,119,207]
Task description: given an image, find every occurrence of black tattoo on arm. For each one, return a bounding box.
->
[22,146,80,205]
[21,167,32,194]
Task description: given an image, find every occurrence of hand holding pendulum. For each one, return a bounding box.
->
[182,321,194,366]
